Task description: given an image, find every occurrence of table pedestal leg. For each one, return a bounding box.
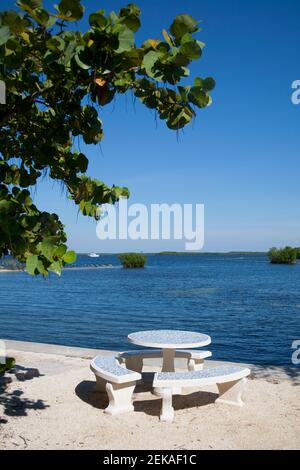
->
[161,349,182,394]
[162,348,175,372]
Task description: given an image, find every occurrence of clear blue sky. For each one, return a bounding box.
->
[6,0,300,252]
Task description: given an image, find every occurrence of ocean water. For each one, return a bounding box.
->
[0,254,299,366]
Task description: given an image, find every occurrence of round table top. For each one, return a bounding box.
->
[127,330,211,349]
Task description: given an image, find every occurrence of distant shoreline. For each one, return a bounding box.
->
[0,251,267,273]
[0,265,118,273]
[76,251,268,256]
[0,252,268,273]
[155,251,267,256]
[0,269,23,273]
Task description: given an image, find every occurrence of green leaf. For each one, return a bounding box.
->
[33,8,55,28]
[48,261,61,276]
[37,241,55,261]
[109,11,119,23]
[116,26,134,52]
[53,245,67,258]
[197,40,205,49]
[63,250,76,264]
[188,87,210,108]
[89,11,107,29]
[60,40,76,65]
[143,51,159,77]
[177,85,189,102]
[17,0,42,13]
[170,14,199,42]
[167,106,194,129]
[180,32,193,44]
[162,28,173,46]
[194,77,203,87]
[26,254,38,275]
[6,38,21,54]
[0,26,11,46]
[114,77,130,87]
[76,153,88,172]
[36,259,48,275]
[119,4,141,32]
[55,0,84,22]
[47,36,65,51]
[180,41,202,60]
[3,11,28,35]
[74,48,91,69]
[203,77,216,91]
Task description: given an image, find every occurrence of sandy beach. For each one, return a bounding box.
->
[0,269,23,273]
[0,341,299,450]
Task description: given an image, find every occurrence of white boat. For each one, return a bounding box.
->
[88,252,100,258]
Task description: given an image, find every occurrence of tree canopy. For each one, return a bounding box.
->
[119,252,146,268]
[268,247,297,265]
[0,0,215,276]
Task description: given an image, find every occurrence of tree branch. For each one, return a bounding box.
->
[0,86,54,127]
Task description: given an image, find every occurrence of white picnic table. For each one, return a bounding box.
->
[127,329,211,372]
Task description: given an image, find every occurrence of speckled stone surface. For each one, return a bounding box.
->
[93,356,134,376]
[155,365,248,381]
[128,330,210,346]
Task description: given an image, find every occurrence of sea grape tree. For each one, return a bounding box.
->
[0,0,215,275]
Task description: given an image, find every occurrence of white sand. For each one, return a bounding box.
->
[0,348,299,450]
[0,269,23,273]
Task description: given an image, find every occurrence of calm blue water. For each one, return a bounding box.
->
[0,254,299,366]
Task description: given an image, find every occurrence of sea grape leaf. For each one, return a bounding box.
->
[26,254,38,275]
[63,250,77,264]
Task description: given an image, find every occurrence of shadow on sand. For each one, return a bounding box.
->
[75,379,218,418]
[75,380,109,410]
[0,367,48,421]
[251,364,300,386]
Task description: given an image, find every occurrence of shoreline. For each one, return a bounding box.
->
[0,269,23,273]
[0,265,119,274]
[2,338,299,383]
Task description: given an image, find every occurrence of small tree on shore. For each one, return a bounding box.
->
[119,253,146,268]
[0,1,215,276]
[0,357,15,375]
[294,247,300,259]
[268,247,297,265]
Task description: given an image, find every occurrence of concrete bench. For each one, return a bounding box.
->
[90,356,141,416]
[118,349,212,372]
[153,365,251,423]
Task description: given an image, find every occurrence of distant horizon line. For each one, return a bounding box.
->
[77,251,268,256]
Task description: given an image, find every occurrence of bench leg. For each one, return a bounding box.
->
[216,378,247,407]
[94,375,107,392]
[187,358,204,371]
[124,356,143,373]
[105,381,136,415]
[159,388,174,423]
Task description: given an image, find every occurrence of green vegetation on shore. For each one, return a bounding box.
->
[0,357,15,375]
[0,259,24,271]
[119,253,147,269]
[268,247,299,265]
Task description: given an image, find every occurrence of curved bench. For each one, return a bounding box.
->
[119,349,212,372]
[90,356,141,416]
[153,365,251,423]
